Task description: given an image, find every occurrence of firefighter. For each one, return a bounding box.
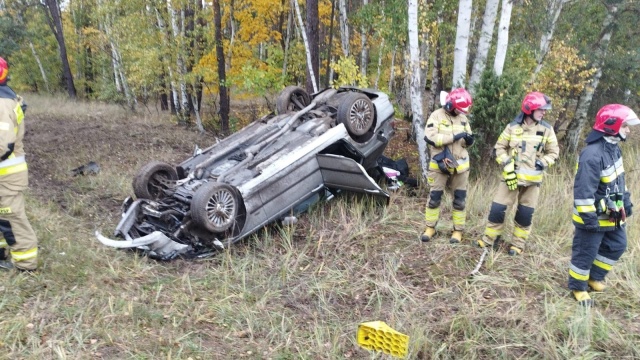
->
[477,92,559,255]
[420,88,474,244]
[568,104,638,306]
[0,56,38,271]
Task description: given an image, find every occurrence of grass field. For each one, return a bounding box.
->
[1,94,639,359]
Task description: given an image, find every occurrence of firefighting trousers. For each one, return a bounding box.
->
[568,227,626,291]
[482,182,540,249]
[0,192,38,270]
[425,169,469,231]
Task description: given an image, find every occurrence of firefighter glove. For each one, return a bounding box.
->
[535,159,545,171]
[503,160,517,191]
[453,132,468,141]
[464,133,475,146]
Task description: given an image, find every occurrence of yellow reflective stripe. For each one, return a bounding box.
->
[452,209,465,226]
[569,269,589,281]
[571,213,623,227]
[513,226,530,239]
[14,103,24,125]
[0,162,27,176]
[425,207,440,223]
[0,240,7,247]
[593,259,612,271]
[576,205,596,213]
[0,207,11,215]
[435,134,446,147]
[10,247,37,261]
[429,161,440,170]
[498,133,511,141]
[455,158,470,172]
[516,172,543,182]
[484,227,501,238]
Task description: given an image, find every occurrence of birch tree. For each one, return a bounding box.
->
[529,0,570,83]
[408,0,428,179]
[493,0,513,76]
[564,3,618,154]
[305,0,319,93]
[293,0,317,92]
[469,0,499,91]
[338,0,349,56]
[452,0,472,87]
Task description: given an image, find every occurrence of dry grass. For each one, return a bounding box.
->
[1,94,639,359]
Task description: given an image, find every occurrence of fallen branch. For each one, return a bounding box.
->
[469,248,489,276]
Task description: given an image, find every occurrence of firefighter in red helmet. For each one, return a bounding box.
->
[421,88,474,244]
[477,92,559,255]
[568,104,639,306]
[0,56,38,271]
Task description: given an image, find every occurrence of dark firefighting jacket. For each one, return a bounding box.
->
[494,113,559,186]
[572,138,632,231]
[424,108,472,174]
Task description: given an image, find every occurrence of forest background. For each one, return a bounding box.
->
[1,0,639,169]
[1,0,640,358]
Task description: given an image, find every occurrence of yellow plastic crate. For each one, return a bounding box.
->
[357,321,409,358]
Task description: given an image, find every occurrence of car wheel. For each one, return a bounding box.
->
[191,182,240,233]
[276,86,311,114]
[132,161,178,200]
[337,93,374,137]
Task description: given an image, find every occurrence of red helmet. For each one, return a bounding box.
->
[0,57,8,84]
[593,104,640,136]
[445,88,473,114]
[521,92,552,115]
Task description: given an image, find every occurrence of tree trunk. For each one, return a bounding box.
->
[374,38,384,89]
[214,0,230,133]
[359,0,369,79]
[452,0,472,88]
[564,4,618,154]
[408,0,428,180]
[305,0,320,93]
[293,0,318,92]
[325,0,336,88]
[167,0,189,121]
[493,0,513,76]
[338,0,349,56]
[469,0,499,91]
[529,0,566,84]
[42,0,77,98]
[388,46,396,92]
[29,41,50,93]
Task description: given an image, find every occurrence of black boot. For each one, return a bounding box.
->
[0,260,14,270]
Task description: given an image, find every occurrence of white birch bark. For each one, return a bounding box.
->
[29,41,50,93]
[374,38,384,89]
[154,7,179,113]
[493,0,513,76]
[530,0,567,82]
[293,0,318,92]
[469,0,499,91]
[408,0,428,179]
[360,0,369,78]
[338,0,349,56]
[168,0,189,117]
[452,0,472,88]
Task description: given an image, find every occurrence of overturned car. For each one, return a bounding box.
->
[96,86,396,260]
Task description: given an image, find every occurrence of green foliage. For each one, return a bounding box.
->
[469,69,526,173]
[330,56,368,88]
[0,14,26,57]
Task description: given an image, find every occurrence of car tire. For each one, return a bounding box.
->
[337,93,375,138]
[132,161,179,200]
[191,182,240,233]
[276,86,311,114]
